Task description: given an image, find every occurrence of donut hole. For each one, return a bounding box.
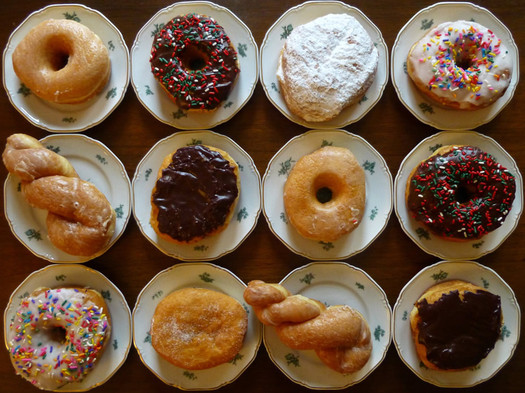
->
[455,184,475,204]
[179,45,209,71]
[45,38,72,71]
[313,173,342,204]
[454,53,474,71]
[44,325,68,344]
[316,187,333,204]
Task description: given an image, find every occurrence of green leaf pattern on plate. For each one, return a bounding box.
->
[237,43,248,58]
[17,83,31,97]
[64,11,80,22]
[299,273,315,285]
[183,371,197,380]
[374,325,385,341]
[281,24,293,39]
[101,289,112,302]
[420,18,433,30]
[25,229,42,241]
[199,272,214,283]
[285,352,300,367]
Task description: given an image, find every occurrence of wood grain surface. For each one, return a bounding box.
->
[0,1,523,392]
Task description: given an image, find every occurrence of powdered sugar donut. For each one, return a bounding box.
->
[407,20,513,110]
[277,13,378,122]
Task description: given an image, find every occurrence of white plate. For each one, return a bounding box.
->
[130,1,258,130]
[259,0,388,129]
[263,262,391,389]
[132,130,261,261]
[394,130,523,260]
[3,264,132,391]
[392,260,520,387]
[391,2,519,130]
[4,134,132,263]
[2,4,130,133]
[132,262,262,390]
[262,129,392,260]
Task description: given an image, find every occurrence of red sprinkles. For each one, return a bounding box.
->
[150,13,240,110]
[406,145,516,240]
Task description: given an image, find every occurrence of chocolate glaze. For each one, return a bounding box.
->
[150,14,240,110]
[407,145,515,240]
[416,288,502,370]
[152,145,238,242]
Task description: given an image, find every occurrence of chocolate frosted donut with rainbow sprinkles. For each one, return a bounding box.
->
[150,13,240,111]
[407,20,513,110]
[405,145,516,241]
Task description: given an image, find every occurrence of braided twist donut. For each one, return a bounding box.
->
[243,280,372,374]
[2,133,116,256]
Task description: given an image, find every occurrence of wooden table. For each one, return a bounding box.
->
[0,0,523,392]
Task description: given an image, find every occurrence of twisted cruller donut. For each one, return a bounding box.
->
[2,133,116,256]
[243,280,372,374]
[12,19,111,104]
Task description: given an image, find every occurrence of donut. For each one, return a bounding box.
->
[150,144,240,244]
[277,13,378,122]
[405,145,516,241]
[12,19,111,104]
[150,13,240,111]
[243,280,372,374]
[2,134,116,256]
[283,146,366,242]
[407,20,513,110]
[410,280,502,370]
[150,287,247,370]
[6,287,111,390]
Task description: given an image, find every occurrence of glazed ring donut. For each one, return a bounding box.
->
[150,13,240,111]
[406,145,516,241]
[12,19,111,104]
[283,146,366,242]
[407,20,513,110]
[2,133,116,256]
[6,287,111,390]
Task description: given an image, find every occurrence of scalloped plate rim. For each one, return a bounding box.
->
[2,3,130,133]
[259,0,389,129]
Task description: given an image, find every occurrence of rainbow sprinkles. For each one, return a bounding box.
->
[407,20,513,110]
[6,287,110,390]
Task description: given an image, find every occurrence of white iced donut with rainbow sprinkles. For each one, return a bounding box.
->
[407,20,513,110]
[6,287,111,390]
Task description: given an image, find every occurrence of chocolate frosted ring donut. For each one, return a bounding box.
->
[406,145,516,240]
[150,13,240,110]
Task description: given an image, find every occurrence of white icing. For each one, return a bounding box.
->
[277,13,378,122]
[6,288,110,390]
[407,20,513,109]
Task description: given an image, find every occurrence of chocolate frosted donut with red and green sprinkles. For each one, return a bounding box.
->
[150,13,240,110]
[406,145,516,240]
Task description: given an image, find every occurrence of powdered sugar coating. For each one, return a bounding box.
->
[277,13,378,122]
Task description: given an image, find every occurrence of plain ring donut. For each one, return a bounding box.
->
[12,19,111,104]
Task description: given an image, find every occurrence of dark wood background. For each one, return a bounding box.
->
[0,0,523,392]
